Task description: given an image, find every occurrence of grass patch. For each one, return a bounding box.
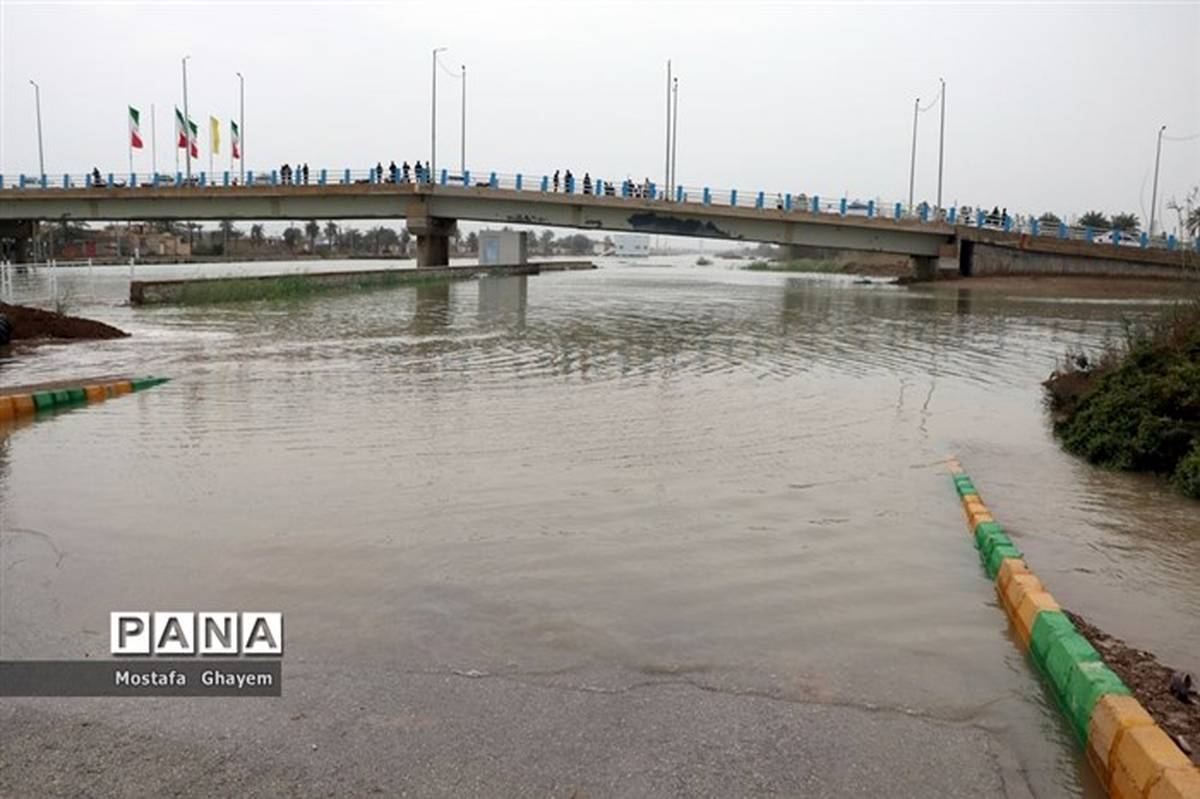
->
[172,271,457,305]
[1045,299,1200,499]
[743,259,843,273]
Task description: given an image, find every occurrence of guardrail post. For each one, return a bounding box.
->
[947,206,955,224]
[622,180,629,198]
[976,209,985,228]
[1031,218,1040,236]
[1167,234,1176,251]
[703,187,711,205]
[40,174,47,188]
[649,183,657,199]
[1194,237,1200,253]
[19,174,26,189]
[838,197,846,216]
[1085,227,1094,243]
[541,175,548,192]
[489,172,497,188]
[567,175,574,194]
[867,200,875,218]
[515,174,523,191]
[0,175,4,189]
[1140,231,1148,248]
[131,172,138,188]
[676,185,684,203]
[342,168,350,184]
[319,169,327,185]
[729,189,737,207]
[199,172,207,187]
[441,168,448,186]
[756,191,764,209]
[223,171,230,186]
[1001,214,1011,231]
[107,173,114,188]
[783,193,791,211]
[920,203,929,222]
[1058,222,1067,238]
[271,169,278,185]
[812,195,820,213]
[248,170,255,185]
[463,169,471,187]
[63,174,69,188]
[896,202,903,220]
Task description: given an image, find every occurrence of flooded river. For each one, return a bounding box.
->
[1,256,1196,796]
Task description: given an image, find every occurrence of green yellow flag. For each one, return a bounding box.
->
[210,116,221,155]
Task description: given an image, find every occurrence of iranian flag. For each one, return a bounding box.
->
[230,120,240,159]
[175,107,188,148]
[129,106,144,149]
[188,119,199,158]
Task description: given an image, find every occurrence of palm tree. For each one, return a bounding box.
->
[1078,211,1109,230]
[305,220,320,251]
[1110,213,1140,233]
[324,221,339,251]
[250,224,265,249]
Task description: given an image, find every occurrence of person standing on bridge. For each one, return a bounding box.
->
[553,170,560,192]
[281,163,291,184]
[388,161,398,183]
[402,161,411,182]
[302,163,310,184]
[582,173,592,195]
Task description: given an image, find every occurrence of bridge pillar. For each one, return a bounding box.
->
[406,214,457,268]
[0,219,35,264]
[912,255,938,282]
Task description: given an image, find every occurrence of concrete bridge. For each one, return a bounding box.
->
[1,172,1196,279]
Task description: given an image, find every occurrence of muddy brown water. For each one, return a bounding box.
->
[1,257,1197,796]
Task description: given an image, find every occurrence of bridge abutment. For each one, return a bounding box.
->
[0,219,35,264]
[406,214,457,268]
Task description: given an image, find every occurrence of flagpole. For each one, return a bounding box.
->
[151,104,157,175]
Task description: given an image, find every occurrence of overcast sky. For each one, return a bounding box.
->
[2,1,1197,229]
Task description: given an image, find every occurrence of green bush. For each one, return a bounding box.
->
[1173,442,1200,499]
[1051,302,1200,500]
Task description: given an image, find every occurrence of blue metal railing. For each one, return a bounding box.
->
[2,166,1198,254]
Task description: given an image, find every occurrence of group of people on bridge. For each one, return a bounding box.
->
[551,170,656,199]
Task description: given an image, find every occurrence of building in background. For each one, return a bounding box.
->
[478,230,528,265]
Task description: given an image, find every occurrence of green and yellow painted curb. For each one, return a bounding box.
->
[947,457,1200,799]
[0,376,169,424]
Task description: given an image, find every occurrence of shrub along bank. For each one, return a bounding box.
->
[1045,301,1200,498]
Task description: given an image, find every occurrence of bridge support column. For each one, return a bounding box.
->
[912,255,938,282]
[406,214,457,268]
[0,219,35,264]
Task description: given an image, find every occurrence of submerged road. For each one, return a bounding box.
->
[1,666,1030,797]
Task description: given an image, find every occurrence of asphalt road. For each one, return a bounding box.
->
[1,663,1035,798]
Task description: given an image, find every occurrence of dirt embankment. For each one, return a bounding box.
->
[0,303,127,341]
[1066,611,1199,764]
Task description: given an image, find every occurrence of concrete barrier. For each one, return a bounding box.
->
[0,376,168,425]
[947,461,1199,797]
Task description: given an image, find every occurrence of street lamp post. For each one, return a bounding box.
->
[908,97,919,213]
[431,47,447,184]
[670,77,679,197]
[182,56,192,180]
[237,71,245,184]
[1149,125,1166,238]
[664,60,672,199]
[29,80,45,183]
[936,78,946,212]
[460,65,466,177]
